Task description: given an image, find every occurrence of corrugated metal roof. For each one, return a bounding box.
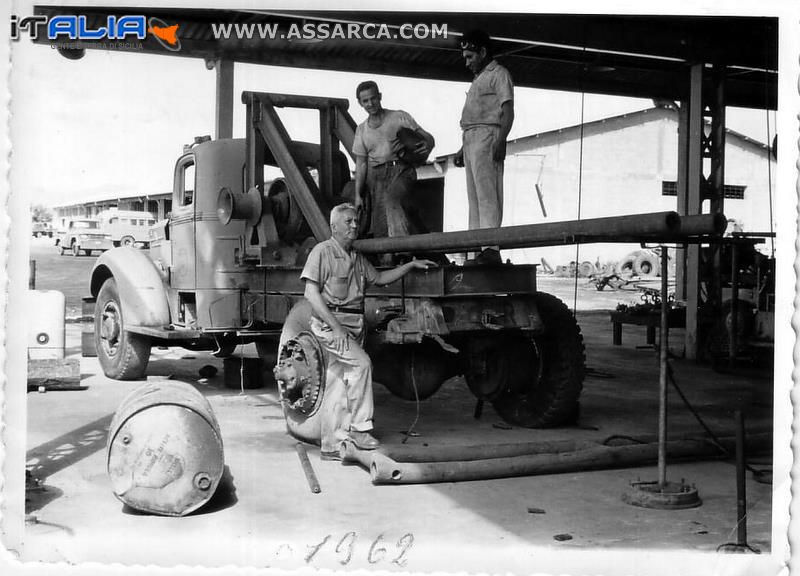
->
[32,7,777,109]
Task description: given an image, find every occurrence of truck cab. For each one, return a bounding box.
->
[56,218,113,257]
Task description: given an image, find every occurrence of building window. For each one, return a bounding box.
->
[723,185,745,200]
[661,181,746,199]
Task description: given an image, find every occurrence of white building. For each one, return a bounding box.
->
[441,105,776,266]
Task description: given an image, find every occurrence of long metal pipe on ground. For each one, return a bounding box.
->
[340,433,770,485]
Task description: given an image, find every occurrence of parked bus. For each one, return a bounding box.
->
[98,210,157,248]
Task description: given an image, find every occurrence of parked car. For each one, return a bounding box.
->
[98,210,157,247]
[32,221,53,238]
[55,219,113,256]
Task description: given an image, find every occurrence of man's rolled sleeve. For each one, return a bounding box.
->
[301,244,325,285]
[495,68,514,106]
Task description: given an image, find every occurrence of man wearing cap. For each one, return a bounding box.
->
[353,80,436,241]
[455,29,515,265]
[302,202,437,458]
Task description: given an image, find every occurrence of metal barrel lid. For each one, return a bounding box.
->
[107,380,224,516]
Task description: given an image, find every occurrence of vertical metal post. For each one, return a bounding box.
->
[28,260,36,290]
[675,103,689,303]
[319,105,336,201]
[685,63,704,360]
[735,410,747,546]
[729,242,739,366]
[214,58,234,140]
[658,246,669,487]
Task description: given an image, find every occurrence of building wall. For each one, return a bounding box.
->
[443,112,775,266]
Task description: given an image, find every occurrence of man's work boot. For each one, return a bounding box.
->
[349,430,380,450]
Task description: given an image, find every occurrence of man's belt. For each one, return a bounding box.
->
[327,304,364,314]
[373,159,406,168]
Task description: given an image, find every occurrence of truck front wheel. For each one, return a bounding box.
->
[95,277,151,379]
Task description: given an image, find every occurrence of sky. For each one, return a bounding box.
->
[8,15,777,208]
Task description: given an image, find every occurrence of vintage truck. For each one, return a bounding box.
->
[88,92,722,430]
[56,218,113,256]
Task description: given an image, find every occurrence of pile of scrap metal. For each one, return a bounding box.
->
[590,248,674,291]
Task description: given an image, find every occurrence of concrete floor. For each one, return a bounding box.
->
[15,300,787,575]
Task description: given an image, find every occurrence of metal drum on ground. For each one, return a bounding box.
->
[106,380,224,516]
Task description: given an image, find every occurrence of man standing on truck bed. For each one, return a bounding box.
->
[302,203,437,458]
[454,29,515,265]
[352,80,435,247]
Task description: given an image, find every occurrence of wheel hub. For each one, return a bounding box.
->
[101,303,122,356]
[273,332,325,417]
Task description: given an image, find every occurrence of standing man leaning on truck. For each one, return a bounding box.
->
[301,203,437,458]
[454,29,515,265]
[352,80,435,246]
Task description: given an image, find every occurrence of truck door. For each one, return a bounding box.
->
[170,153,197,291]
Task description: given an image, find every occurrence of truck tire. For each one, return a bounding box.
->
[633,250,660,277]
[72,243,81,257]
[578,261,597,277]
[57,244,65,256]
[616,252,638,277]
[491,292,585,428]
[95,277,151,379]
[120,235,136,247]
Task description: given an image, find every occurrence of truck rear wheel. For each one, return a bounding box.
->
[491,293,585,428]
[95,277,151,379]
[120,235,136,247]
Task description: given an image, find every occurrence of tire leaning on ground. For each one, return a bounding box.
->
[616,251,638,277]
[578,261,597,277]
[491,292,586,428]
[95,277,151,379]
[633,250,660,277]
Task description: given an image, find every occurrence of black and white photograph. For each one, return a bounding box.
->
[1,1,798,575]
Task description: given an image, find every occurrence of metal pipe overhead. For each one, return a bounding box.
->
[353,211,721,254]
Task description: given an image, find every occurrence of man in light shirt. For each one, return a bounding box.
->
[455,29,515,265]
[352,80,435,244]
[301,203,437,458]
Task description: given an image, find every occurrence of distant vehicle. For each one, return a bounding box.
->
[98,210,157,247]
[32,221,53,238]
[55,219,113,257]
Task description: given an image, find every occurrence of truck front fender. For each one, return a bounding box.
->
[91,247,171,328]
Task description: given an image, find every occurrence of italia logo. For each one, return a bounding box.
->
[9,14,181,51]
[148,17,181,51]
